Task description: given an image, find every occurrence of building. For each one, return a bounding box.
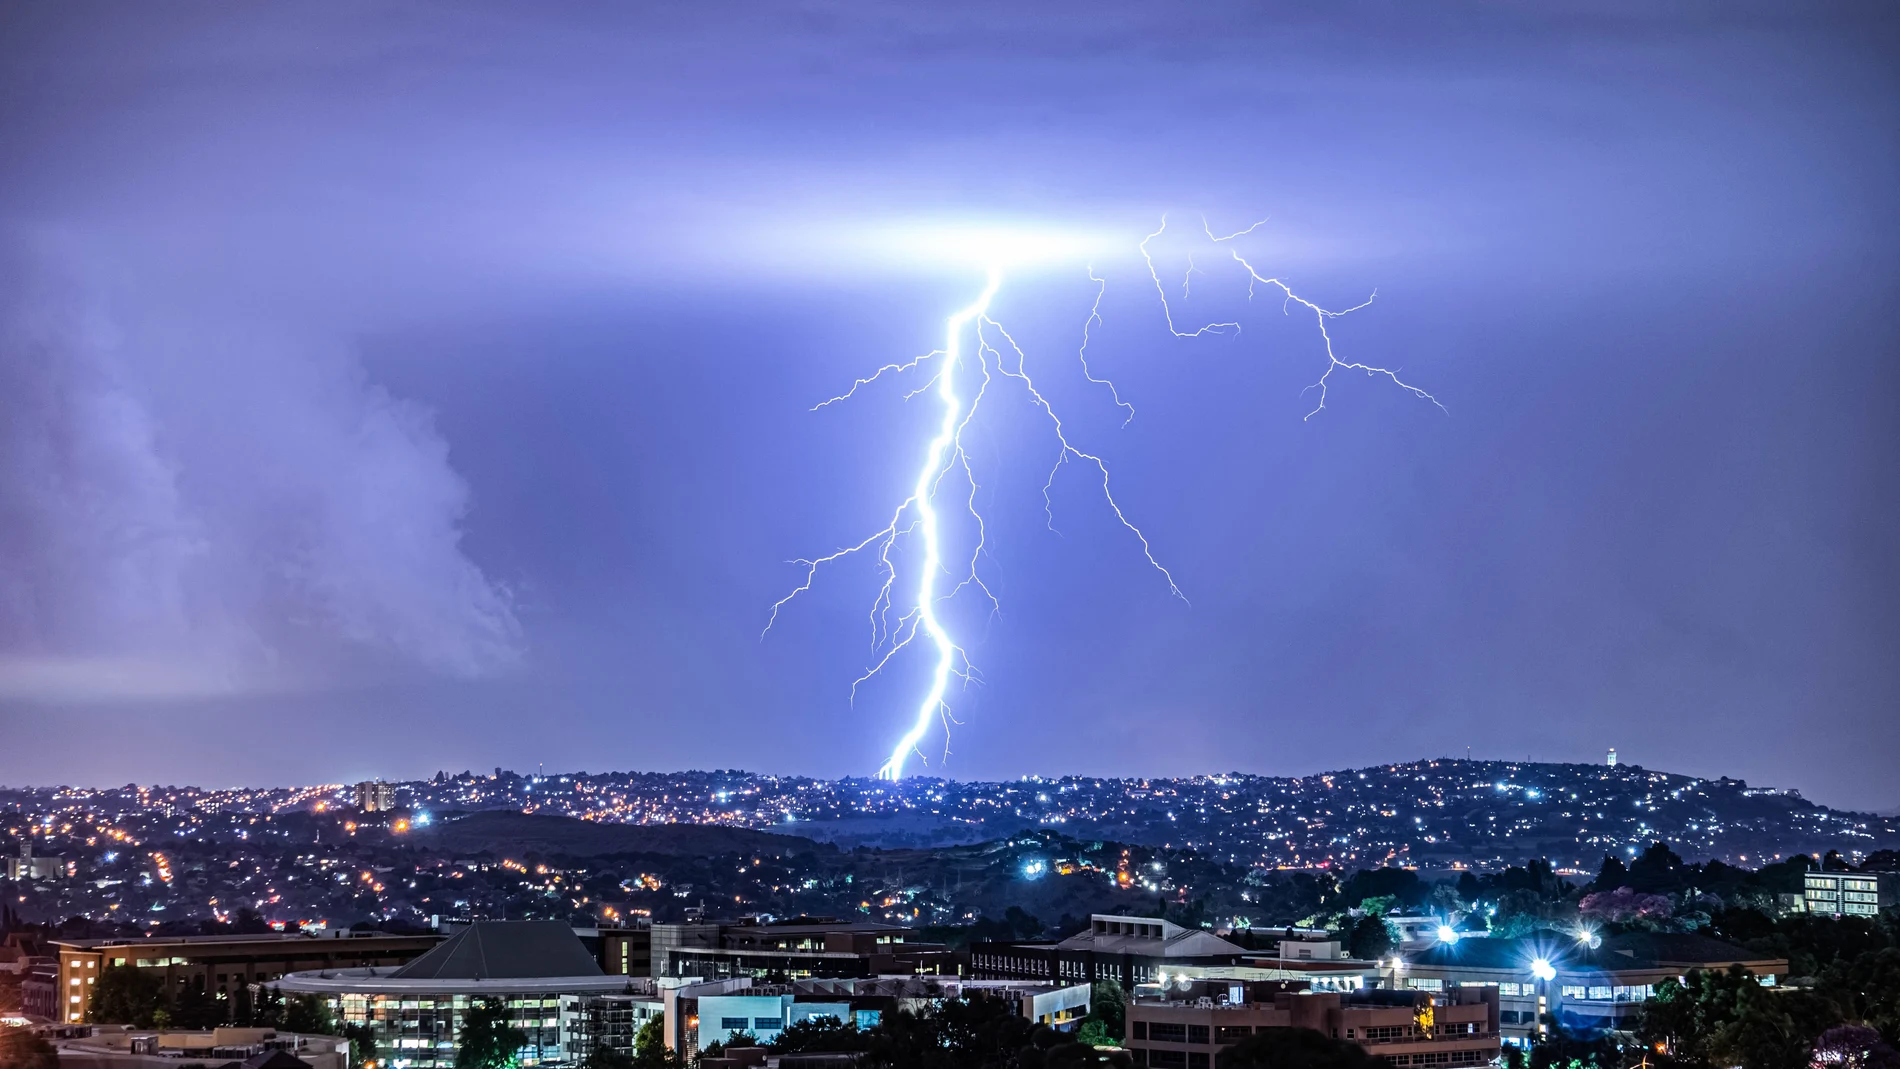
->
[354,782,398,813]
[273,920,644,1068]
[649,917,953,981]
[61,1027,349,1069]
[1399,932,1787,1045]
[1804,870,1898,917]
[566,991,665,1064]
[663,975,1089,1058]
[586,924,652,978]
[53,931,441,1025]
[1607,749,1617,768]
[21,958,61,1020]
[1125,979,1498,1068]
[971,915,1250,988]
[6,840,70,881]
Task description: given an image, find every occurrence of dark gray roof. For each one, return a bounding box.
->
[389,921,602,980]
[241,1051,312,1069]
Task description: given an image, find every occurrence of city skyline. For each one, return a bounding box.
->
[1,5,1895,808]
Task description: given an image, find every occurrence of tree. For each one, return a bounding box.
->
[282,994,337,1036]
[770,1017,869,1054]
[1077,981,1124,1041]
[1346,914,1393,961]
[1216,1027,1385,1068]
[87,963,167,1027]
[629,1015,683,1069]
[1340,867,1427,911]
[173,978,223,1030]
[455,998,527,1069]
[1812,1026,1900,1069]
[1637,965,1837,1069]
[342,1023,378,1069]
[1627,843,1686,894]
[1591,854,1629,893]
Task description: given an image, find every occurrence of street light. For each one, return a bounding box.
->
[1531,958,1557,982]
[1436,925,1460,945]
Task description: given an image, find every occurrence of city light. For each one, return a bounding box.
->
[1531,958,1557,982]
[1436,925,1460,944]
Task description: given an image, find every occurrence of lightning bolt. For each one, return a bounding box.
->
[766,216,1442,779]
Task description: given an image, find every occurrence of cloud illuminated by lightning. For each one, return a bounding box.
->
[765,217,1441,778]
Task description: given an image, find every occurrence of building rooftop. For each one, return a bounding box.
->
[50,931,434,950]
[1052,916,1246,959]
[390,920,602,980]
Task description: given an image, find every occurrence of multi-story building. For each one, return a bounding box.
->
[971,915,1250,989]
[5,840,69,881]
[1804,870,1898,917]
[565,991,665,1064]
[21,959,61,1021]
[1400,933,1787,1046]
[1125,979,1498,1068]
[274,920,644,1069]
[649,917,953,981]
[663,975,1089,1058]
[354,782,398,813]
[52,930,441,1025]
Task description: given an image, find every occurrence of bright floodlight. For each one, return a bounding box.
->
[1531,958,1557,982]
[1437,925,1459,944]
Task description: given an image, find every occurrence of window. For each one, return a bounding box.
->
[1148,1053,1187,1069]
[719,1017,749,1030]
[754,1017,781,1030]
[1132,1021,1147,1040]
[1149,1023,1187,1044]
[1186,1025,1209,1045]
[1560,986,1587,999]
[1214,1026,1252,1043]
[1187,1055,1209,1069]
[1587,986,1612,1000]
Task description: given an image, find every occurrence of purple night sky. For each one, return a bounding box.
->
[0,3,1894,808]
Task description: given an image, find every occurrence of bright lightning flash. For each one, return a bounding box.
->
[765,218,1440,779]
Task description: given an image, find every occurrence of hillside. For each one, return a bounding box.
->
[413,810,829,859]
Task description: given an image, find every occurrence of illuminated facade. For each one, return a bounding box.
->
[272,921,643,1068]
[1125,983,1498,1068]
[51,931,440,1025]
[1804,870,1897,917]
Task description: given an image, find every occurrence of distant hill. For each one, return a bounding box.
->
[414,810,829,859]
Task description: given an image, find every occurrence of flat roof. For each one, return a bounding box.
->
[52,933,437,950]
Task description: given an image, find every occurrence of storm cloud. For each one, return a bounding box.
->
[0,248,520,699]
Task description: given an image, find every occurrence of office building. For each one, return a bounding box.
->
[1125,979,1498,1068]
[663,975,1089,1058]
[51,931,441,1025]
[1399,932,1786,1045]
[354,782,398,813]
[6,840,69,881]
[69,1027,351,1069]
[274,920,645,1069]
[971,914,1249,988]
[1804,870,1898,917]
[649,917,953,980]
